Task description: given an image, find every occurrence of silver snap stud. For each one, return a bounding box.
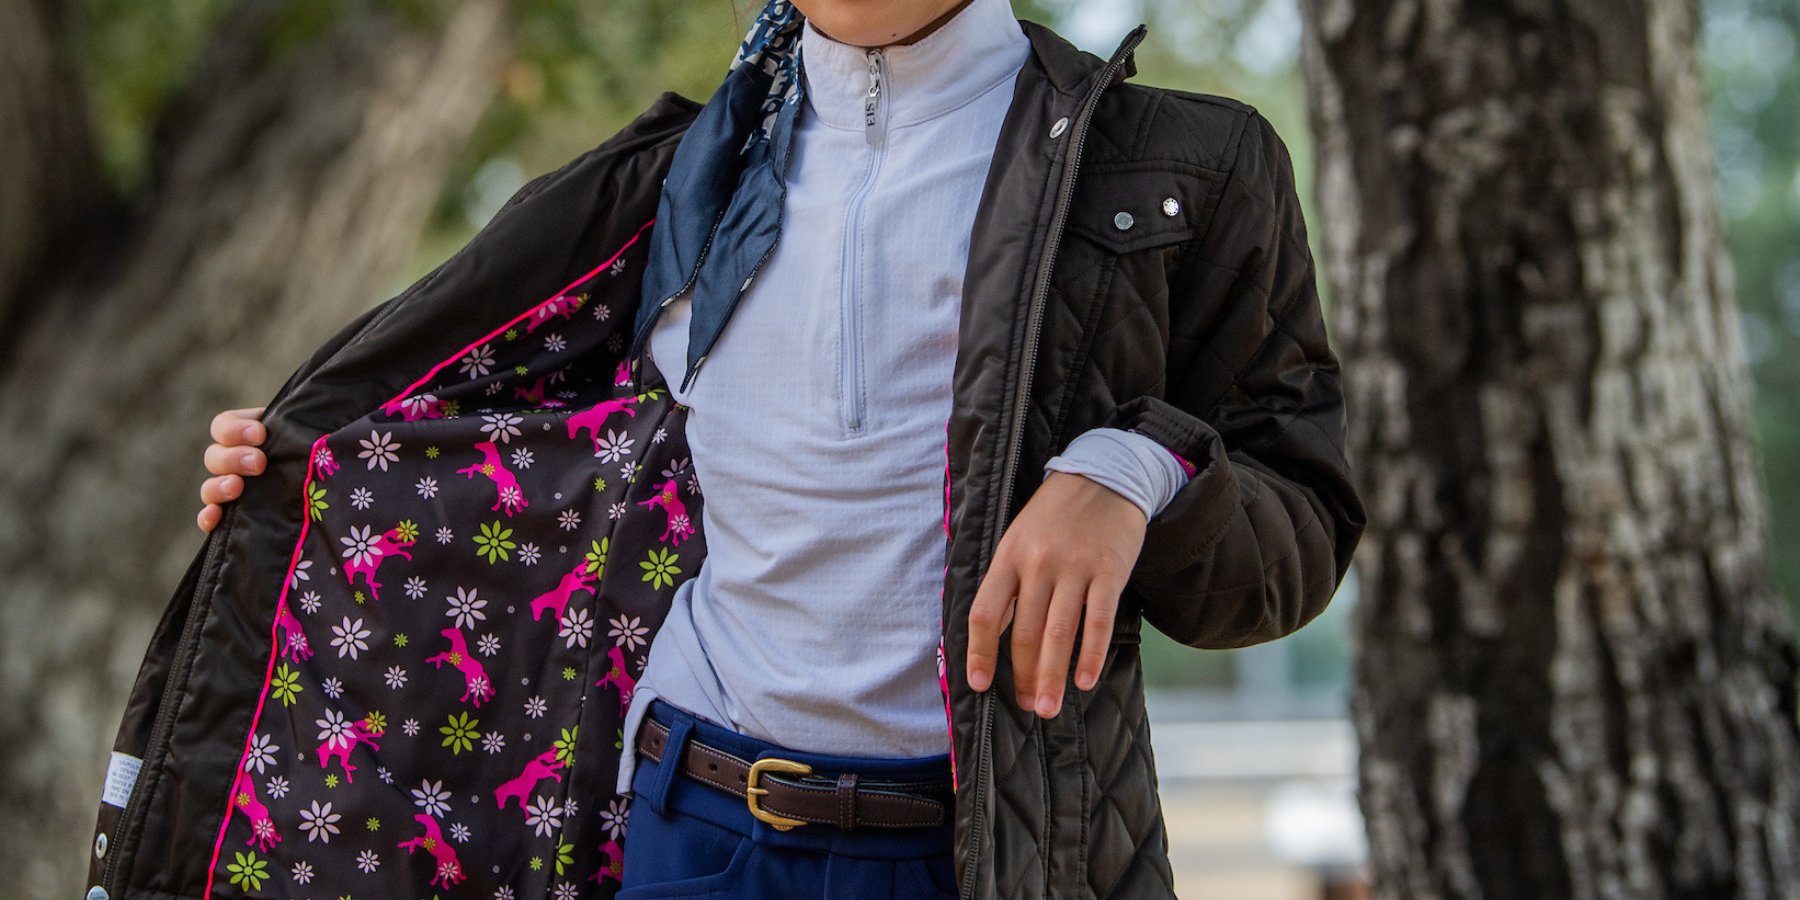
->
[1162,197,1181,217]
[1113,211,1135,231]
[1049,117,1069,139]
[94,832,108,859]
[87,887,110,900]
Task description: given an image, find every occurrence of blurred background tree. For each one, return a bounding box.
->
[2,0,1795,897]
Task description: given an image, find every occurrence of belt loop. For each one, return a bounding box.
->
[645,711,694,818]
[835,772,859,831]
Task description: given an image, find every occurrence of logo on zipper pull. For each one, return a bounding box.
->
[864,50,884,143]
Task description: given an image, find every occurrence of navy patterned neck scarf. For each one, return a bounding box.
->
[628,0,808,394]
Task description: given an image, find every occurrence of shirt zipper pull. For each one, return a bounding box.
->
[864,48,884,145]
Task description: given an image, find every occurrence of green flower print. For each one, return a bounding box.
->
[394,519,420,543]
[441,712,478,754]
[554,839,575,876]
[584,537,608,578]
[307,483,328,522]
[226,851,268,891]
[272,664,303,707]
[554,726,578,765]
[474,521,516,564]
[640,547,680,590]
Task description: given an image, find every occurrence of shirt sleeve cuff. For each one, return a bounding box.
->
[1041,426,1191,521]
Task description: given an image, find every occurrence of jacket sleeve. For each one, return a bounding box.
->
[1101,108,1367,650]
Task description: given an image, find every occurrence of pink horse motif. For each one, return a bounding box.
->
[455,441,528,517]
[315,714,383,783]
[493,749,567,812]
[381,392,450,422]
[231,771,281,851]
[425,627,495,707]
[341,523,417,601]
[513,374,567,409]
[637,478,695,547]
[587,840,626,886]
[595,646,637,716]
[397,814,466,888]
[275,604,313,662]
[567,396,638,453]
[529,561,598,623]
[525,291,586,334]
[613,359,631,385]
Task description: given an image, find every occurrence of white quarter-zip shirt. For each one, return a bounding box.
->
[616,0,1188,793]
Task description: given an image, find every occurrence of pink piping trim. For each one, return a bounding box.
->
[940,417,958,790]
[1167,446,1197,480]
[203,218,657,892]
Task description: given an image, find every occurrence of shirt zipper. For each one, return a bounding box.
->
[957,25,1147,899]
[840,48,887,435]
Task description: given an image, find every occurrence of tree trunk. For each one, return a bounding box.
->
[1296,0,1800,897]
[0,2,511,895]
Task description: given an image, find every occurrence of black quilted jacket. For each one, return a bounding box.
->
[83,18,1364,900]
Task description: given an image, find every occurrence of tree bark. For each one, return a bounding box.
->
[1296,0,1800,897]
[0,1,511,895]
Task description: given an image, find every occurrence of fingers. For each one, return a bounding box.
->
[197,503,221,534]
[205,442,266,477]
[210,406,267,447]
[1029,576,1089,718]
[200,473,244,506]
[1074,576,1120,692]
[1008,570,1053,712]
[965,557,1019,693]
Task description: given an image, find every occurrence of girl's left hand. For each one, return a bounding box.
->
[965,471,1147,718]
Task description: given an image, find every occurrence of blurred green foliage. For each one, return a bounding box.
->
[61,0,1800,695]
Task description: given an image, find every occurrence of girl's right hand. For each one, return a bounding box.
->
[199,406,268,533]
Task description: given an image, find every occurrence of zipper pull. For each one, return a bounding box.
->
[864,48,884,145]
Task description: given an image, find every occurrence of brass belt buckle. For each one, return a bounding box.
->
[746,757,813,830]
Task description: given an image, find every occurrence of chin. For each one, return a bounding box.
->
[793,0,964,48]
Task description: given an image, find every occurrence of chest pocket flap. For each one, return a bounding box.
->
[1066,160,1227,255]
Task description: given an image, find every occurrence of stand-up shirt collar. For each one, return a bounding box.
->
[798,0,1030,130]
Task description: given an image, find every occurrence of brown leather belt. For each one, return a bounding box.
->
[636,717,951,831]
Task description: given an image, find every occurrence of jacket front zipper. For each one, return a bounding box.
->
[958,24,1148,899]
[102,504,235,892]
[840,48,888,435]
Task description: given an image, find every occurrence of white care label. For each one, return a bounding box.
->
[101,751,143,808]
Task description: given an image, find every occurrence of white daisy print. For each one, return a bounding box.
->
[413,779,451,817]
[460,344,495,378]
[299,590,323,614]
[483,731,506,754]
[609,501,627,520]
[596,428,634,463]
[291,861,313,884]
[544,333,567,352]
[287,559,312,589]
[339,524,380,568]
[557,509,582,531]
[266,776,289,799]
[608,614,648,652]
[477,633,501,656]
[599,797,629,839]
[299,800,341,843]
[417,476,438,499]
[510,447,535,469]
[560,608,593,649]
[436,526,455,545]
[446,586,487,630]
[403,718,421,736]
[554,882,579,900]
[358,430,400,471]
[482,412,524,444]
[322,676,344,700]
[450,822,472,842]
[331,617,370,659]
[246,733,279,774]
[404,576,428,600]
[357,849,381,873]
[315,709,351,748]
[349,487,374,510]
[385,666,409,689]
[525,696,547,718]
[519,542,541,565]
[525,796,563,837]
[398,393,438,419]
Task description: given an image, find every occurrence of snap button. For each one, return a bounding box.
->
[87,887,109,900]
[1113,211,1135,231]
[1049,117,1069,139]
[94,832,108,859]
[1162,197,1181,217]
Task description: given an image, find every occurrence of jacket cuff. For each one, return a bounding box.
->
[1041,426,1190,521]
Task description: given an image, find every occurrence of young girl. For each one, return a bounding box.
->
[194,0,1364,896]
